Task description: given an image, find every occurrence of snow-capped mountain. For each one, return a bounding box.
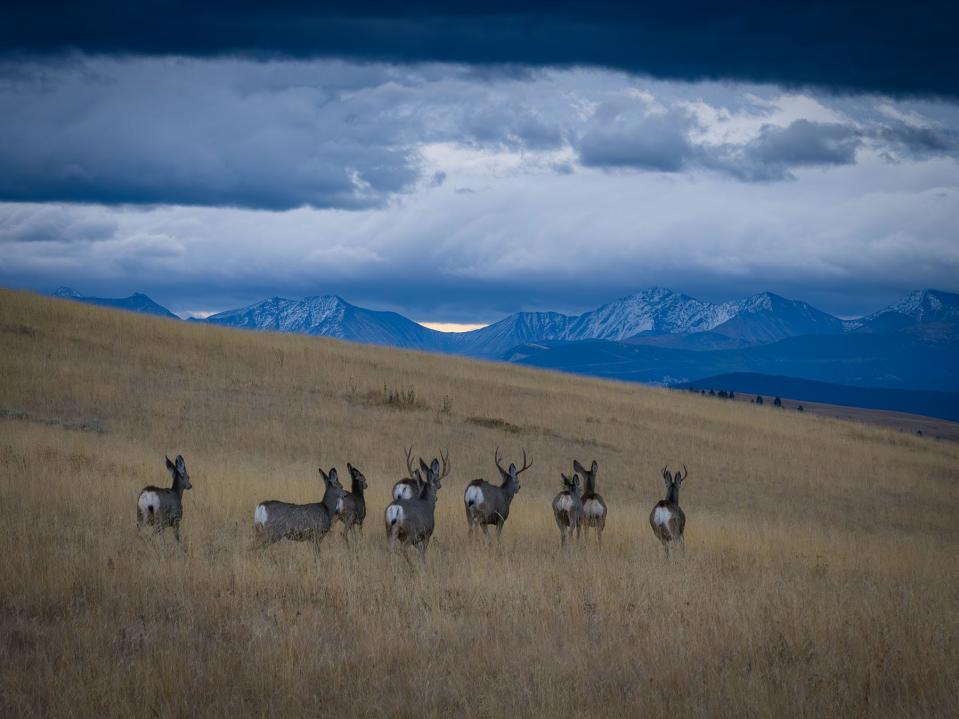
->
[202,294,440,350]
[451,311,574,357]
[565,287,739,340]
[53,287,179,319]
[707,292,844,344]
[195,286,848,356]
[851,289,959,333]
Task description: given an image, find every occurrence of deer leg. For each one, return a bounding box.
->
[575,522,581,544]
[495,521,504,542]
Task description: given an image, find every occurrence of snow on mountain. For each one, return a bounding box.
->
[708,292,843,344]
[851,289,959,333]
[565,288,738,340]
[452,311,574,357]
[202,295,440,350]
[53,287,180,319]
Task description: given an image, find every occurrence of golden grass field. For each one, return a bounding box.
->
[1,287,958,717]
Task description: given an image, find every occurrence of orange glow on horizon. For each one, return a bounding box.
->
[419,322,488,333]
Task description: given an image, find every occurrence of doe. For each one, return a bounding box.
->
[137,455,192,543]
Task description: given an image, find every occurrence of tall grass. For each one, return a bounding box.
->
[1,288,957,717]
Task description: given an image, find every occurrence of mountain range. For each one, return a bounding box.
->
[54,287,179,319]
[51,285,959,408]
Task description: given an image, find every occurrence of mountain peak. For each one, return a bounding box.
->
[872,288,959,322]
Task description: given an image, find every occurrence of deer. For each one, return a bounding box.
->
[384,450,449,562]
[649,465,687,557]
[336,463,368,544]
[253,467,346,552]
[391,446,425,501]
[573,459,607,545]
[137,455,193,542]
[552,472,583,546]
[463,448,532,540]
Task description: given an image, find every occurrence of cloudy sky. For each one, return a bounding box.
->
[1,2,957,323]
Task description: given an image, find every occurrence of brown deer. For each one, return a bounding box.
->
[573,459,607,545]
[649,465,687,557]
[551,472,583,546]
[463,448,533,540]
[384,451,449,563]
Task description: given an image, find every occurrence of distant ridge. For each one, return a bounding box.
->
[45,284,959,405]
[53,287,179,319]
[674,372,959,423]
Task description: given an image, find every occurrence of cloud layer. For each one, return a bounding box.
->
[3,2,957,97]
[2,58,958,211]
[1,58,957,321]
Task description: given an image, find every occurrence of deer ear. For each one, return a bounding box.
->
[431,458,440,475]
[664,471,673,485]
[175,455,186,472]
[329,468,339,484]
[318,467,328,482]
[165,456,175,472]
[508,463,518,480]
[573,460,586,475]
[419,459,431,475]
[591,460,598,475]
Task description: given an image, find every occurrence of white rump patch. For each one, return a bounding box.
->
[583,499,605,517]
[652,506,672,527]
[385,504,404,526]
[464,485,485,507]
[556,495,574,512]
[393,483,414,501]
[254,504,268,526]
[138,491,159,515]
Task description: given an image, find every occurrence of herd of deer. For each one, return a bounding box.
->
[136,450,689,560]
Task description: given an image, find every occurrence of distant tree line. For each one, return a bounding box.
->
[680,386,805,412]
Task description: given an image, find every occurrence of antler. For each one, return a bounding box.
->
[405,446,420,480]
[516,448,534,475]
[496,447,533,475]
[677,464,688,482]
[438,448,451,480]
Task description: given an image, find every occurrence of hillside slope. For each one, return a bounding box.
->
[1,288,957,717]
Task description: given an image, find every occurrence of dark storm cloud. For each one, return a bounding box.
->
[710,120,864,181]
[578,106,696,172]
[2,1,957,97]
[875,122,959,159]
[1,58,957,210]
[576,111,865,180]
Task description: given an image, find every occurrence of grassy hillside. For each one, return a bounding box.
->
[1,287,958,717]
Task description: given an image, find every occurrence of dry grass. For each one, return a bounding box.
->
[1,287,958,718]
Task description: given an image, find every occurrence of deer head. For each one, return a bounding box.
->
[495,447,533,492]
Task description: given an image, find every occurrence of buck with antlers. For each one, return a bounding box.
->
[391,446,425,501]
[464,448,533,540]
[384,450,449,562]
[253,467,346,552]
[551,472,583,546]
[649,465,687,557]
[573,459,607,545]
